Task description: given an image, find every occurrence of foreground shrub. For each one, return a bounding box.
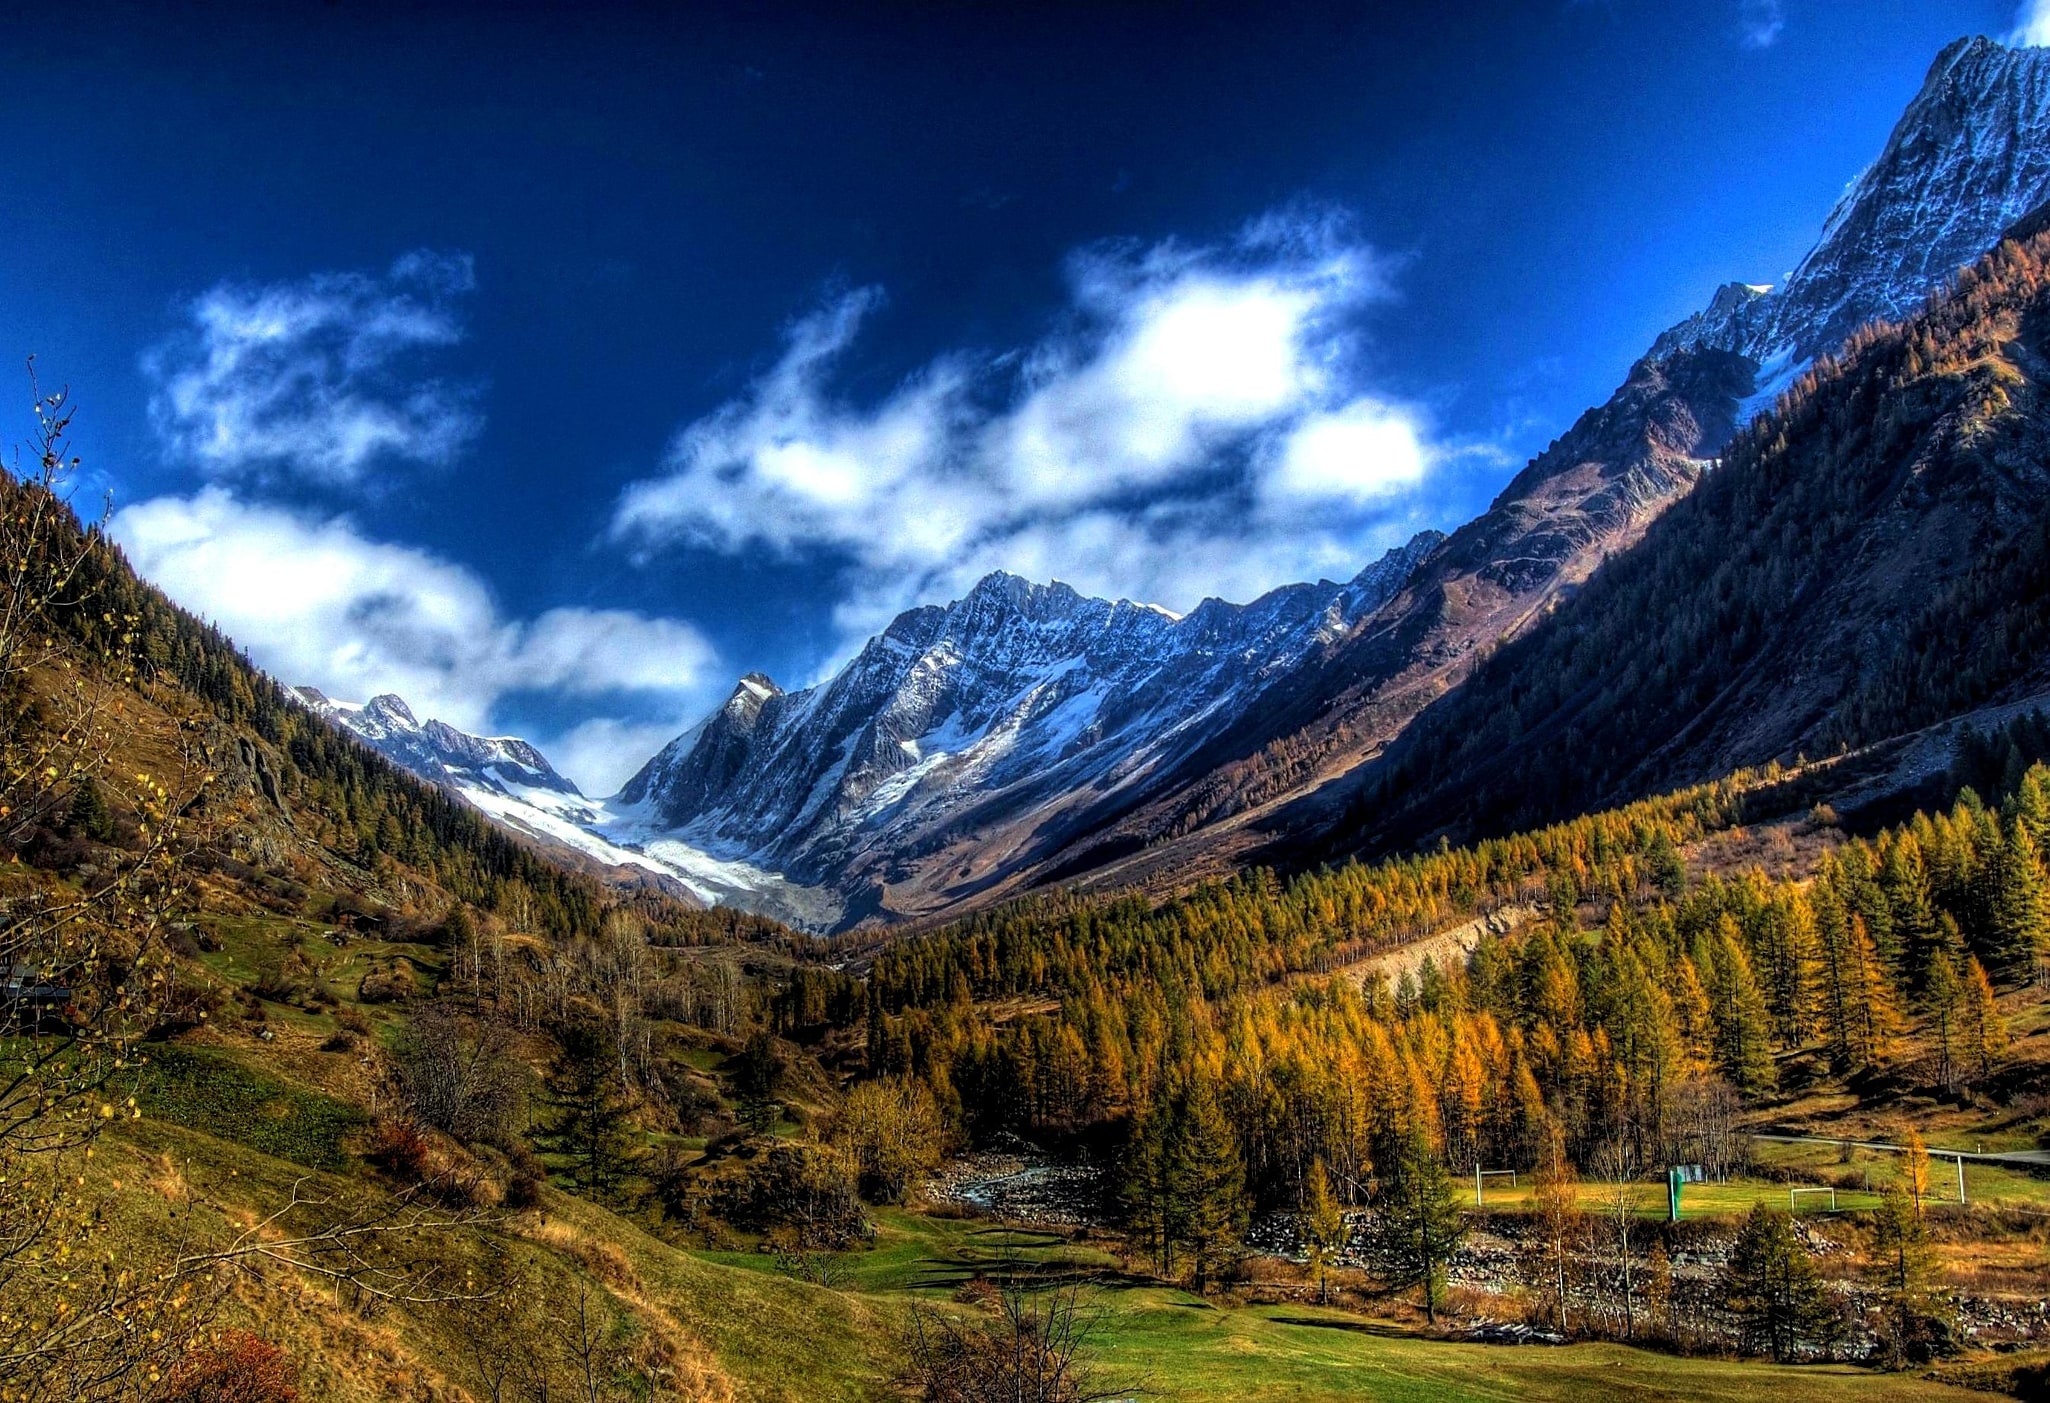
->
[158,1331,299,1403]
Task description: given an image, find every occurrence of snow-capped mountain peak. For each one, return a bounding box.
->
[615,531,1446,917]
[1659,35,2050,373]
[295,687,580,798]
[294,685,828,923]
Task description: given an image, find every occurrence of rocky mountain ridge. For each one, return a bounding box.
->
[854,33,2050,910]
[1655,36,2050,372]
[618,534,1443,921]
[294,688,580,799]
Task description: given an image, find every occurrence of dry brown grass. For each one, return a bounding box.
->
[517,1214,736,1401]
[1684,815,1843,883]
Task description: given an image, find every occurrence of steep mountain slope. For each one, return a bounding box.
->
[1044,34,2050,897]
[12,475,747,949]
[1078,342,1755,858]
[619,536,1440,923]
[1330,221,2050,854]
[1657,36,2050,373]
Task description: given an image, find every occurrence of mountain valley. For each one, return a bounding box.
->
[15,21,2050,1403]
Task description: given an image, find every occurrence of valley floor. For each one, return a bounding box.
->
[92,1090,2027,1402]
[693,1210,1994,1402]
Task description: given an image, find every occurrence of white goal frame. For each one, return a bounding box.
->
[1474,1168,1518,1205]
[1789,1187,1838,1214]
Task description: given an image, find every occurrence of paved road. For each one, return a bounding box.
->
[1753,1131,2050,1167]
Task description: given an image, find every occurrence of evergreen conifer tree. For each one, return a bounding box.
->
[1961,957,2007,1081]
[1179,1077,1247,1294]
[1708,926,1777,1094]
[1923,951,1963,1091]
[542,1022,643,1201]
[1366,1128,1467,1326]
[1723,1205,1836,1362]
[63,777,116,843]
[1988,821,2050,981]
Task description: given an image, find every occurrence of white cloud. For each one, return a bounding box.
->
[2014,0,2050,45]
[145,251,482,488]
[546,718,700,799]
[613,213,1445,644]
[1267,398,1432,507]
[1739,0,1784,48]
[111,488,714,793]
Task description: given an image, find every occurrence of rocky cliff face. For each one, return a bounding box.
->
[617,535,1441,915]
[1657,36,2050,370]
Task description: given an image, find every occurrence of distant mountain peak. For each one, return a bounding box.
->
[613,531,1443,921]
[294,687,581,799]
[363,693,420,729]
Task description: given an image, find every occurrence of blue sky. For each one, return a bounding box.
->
[0,0,2034,791]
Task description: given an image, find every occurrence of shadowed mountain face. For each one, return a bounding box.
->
[1014,38,2050,902]
[1325,224,2050,858]
[1028,342,1761,898]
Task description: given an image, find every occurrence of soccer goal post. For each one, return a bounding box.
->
[1474,1168,1518,1205]
[1789,1187,1838,1214]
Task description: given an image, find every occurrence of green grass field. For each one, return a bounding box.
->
[1748,1137,2050,1211]
[1084,1300,1970,1403]
[1462,1136,2050,1220]
[1470,1175,1890,1217]
[683,1210,1982,1402]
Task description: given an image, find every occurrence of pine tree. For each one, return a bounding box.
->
[1988,821,2050,981]
[1846,915,1901,1071]
[1870,1183,1955,1367]
[1814,871,1858,1070]
[734,1030,785,1137]
[1880,836,1939,987]
[2006,762,2050,844]
[1122,1099,1181,1280]
[1671,955,1715,1070]
[542,1022,643,1201]
[1121,1073,1246,1292]
[1870,1185,1928,1295]
[1923,951,1963,1091]
[1724,1205,1836,1362]
[1707,925,1777,1095]
[1613,951,1682,1144]
[1366,1128,1467,1326]
[1647,829,1686,897]
[63,777,116,843]
[1179,1077,1247,1294]
[1300,1157,1345,1305]
[1960,957,2007,1082]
